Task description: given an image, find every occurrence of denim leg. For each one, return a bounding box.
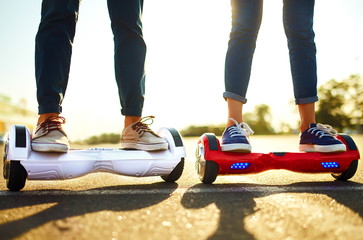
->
[107,0,146,117]
[224,0,263,103]
[35,0,80,114]
[283,0,318,104]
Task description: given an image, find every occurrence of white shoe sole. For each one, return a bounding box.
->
[221,143,251,153]
[299,144,346,153]
[32,142,69,153]
[121,142,169,151]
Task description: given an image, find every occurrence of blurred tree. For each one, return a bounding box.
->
[180,125,224,137]
[316,75,362,133]
[346,75,363,133]
[244,104,275,134]
[84,133,120,145]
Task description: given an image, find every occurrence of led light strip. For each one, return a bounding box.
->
[230,162,250,170]
[321,162,340,169]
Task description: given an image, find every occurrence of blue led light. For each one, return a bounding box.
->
[230,162,251,170]
[321,162,340,169]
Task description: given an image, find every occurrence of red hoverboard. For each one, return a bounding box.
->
[195,133,360,184]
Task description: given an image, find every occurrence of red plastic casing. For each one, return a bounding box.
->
[198,134,360,175]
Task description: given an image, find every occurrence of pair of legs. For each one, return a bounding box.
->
[35,0,145,128]
[33,0,167,152]
[222,0,345,153]
[225,0,318,132]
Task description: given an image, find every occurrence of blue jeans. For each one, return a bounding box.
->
[35,0,146,116]
[224,0,318,105]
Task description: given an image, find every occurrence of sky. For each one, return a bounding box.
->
[1,0,363,140]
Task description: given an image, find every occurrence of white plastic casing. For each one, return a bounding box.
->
[6,125,186,180]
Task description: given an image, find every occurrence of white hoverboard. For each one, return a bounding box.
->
[3,125,186,191]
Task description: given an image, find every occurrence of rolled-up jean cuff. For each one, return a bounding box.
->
[223,91,247,103]
[38,104,62,114]
[295,96,319,105]
[121,107,142,117]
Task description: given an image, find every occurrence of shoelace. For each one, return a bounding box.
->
[35,116,66,134]
[307,123,338,139]
[132,116,157,136]
[228,118,254,137]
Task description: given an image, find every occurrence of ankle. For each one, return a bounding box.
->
[37,113,60,125]
[300,122,315,133]
[124,116,141,128]
[226,117,242,128]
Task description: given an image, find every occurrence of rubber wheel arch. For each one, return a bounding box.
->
[332,160,358,181]
[199,160,219,184]
[331,134,359,180]
[3,125,28,191]
[6,161,27,191]
[161,158,184,182]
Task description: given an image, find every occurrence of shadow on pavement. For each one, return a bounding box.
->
[181,180,363,240]
[0,182,178,240]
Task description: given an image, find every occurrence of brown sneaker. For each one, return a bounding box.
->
[31,116,70,153]
[121,116,168,151]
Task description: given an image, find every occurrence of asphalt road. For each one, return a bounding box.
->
[1,135,362,240]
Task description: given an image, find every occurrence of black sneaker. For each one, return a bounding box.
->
[299,123,346,152]
[221,118,254,153]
